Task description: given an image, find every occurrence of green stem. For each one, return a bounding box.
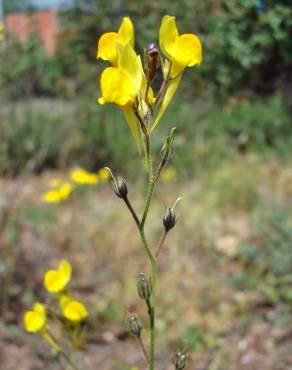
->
[139,133,158,370]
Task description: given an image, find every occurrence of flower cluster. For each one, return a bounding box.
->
[42,167,110,203]
[97,15,202,149]
[23,260,88,355]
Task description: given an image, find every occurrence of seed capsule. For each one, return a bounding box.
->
[163,207,176,232]
[173,351,187,370]
[112,176,128,199]
[145,42,160,82]
[128,315,143,337]
[137,273,152,301]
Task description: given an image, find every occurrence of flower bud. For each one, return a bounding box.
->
[145,42,160,82]
[128,315,143,337]
[137,273,152,301]
[163,207,176,232]
[173,351,187,370]
[112,176,128,199]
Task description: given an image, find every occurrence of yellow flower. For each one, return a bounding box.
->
[70,168,99,185]
[44,260,72,293]
[60,295,88,323]
[97,17,134,65]
[159,15,202,77]
[24,303,46,333]
[42,182,73,203]
[58,183,73,198]
[151,16,202,131]
[99,43,142,107]
[99,43,143,150]
[98,167,110,182]
[42,190,63,203]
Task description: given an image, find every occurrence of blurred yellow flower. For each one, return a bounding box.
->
[97,17,134,65]
[44,260,72,293]
[58,183,73,198]
[159,15,202,77]
[42,182,73,203]
[161,166,177,183]
[42,190,63,203]
[0,23,4,42]
[24,303,46,333]
[70,168,99,185]
[60,295,88,323]
[98,167,110,182]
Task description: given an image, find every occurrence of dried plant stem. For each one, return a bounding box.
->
[137,335,150,365]
[154,231,168,258]
[124,196,140,228]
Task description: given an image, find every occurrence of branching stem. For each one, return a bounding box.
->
[154,231,168,258]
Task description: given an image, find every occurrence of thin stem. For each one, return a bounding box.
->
[141,181,155,229]
[45,330,79,370]
[123,196,140,228]
[154,231,168,258]
[137,335,150,365]
[60,351,79,370]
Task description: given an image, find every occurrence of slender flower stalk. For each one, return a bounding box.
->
[97,15,202,370]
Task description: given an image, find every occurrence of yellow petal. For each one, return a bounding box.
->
[59,260,72,282]
[99,67,137,107]
[34,302,46,317]
[97,32,118,63]
[151,74,182,131]
[117,17,134,47]
[122,106,141,153]
[58,183,72,199]
[117,43,142,94]
[44,260,72,293]
[42,190,62,203]
[159,16,178,60]
[24,303,46,333]
[60,296,88,322]
[98,168,110,181]
[70,168,99,184]
[173,34,202,67]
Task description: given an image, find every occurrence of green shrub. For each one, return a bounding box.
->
[0,95,291,176]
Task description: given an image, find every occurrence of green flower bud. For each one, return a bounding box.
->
[137,273,152,301]
[128,315,143,337]
[173,351,187,370]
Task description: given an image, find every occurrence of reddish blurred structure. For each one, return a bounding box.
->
[4,10,57,55]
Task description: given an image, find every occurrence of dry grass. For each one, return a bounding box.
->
[1,154,292,369]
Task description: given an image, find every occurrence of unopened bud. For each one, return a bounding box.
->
[128,315,143,337]
[173,351,187,370]
[112,176,128,199]
[137,273,152,301]
[145,42,160,82]
[163,207,176,232]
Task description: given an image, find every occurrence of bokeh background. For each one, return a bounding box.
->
[1,1,292,369]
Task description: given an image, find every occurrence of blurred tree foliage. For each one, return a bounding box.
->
[3,0,33,13]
